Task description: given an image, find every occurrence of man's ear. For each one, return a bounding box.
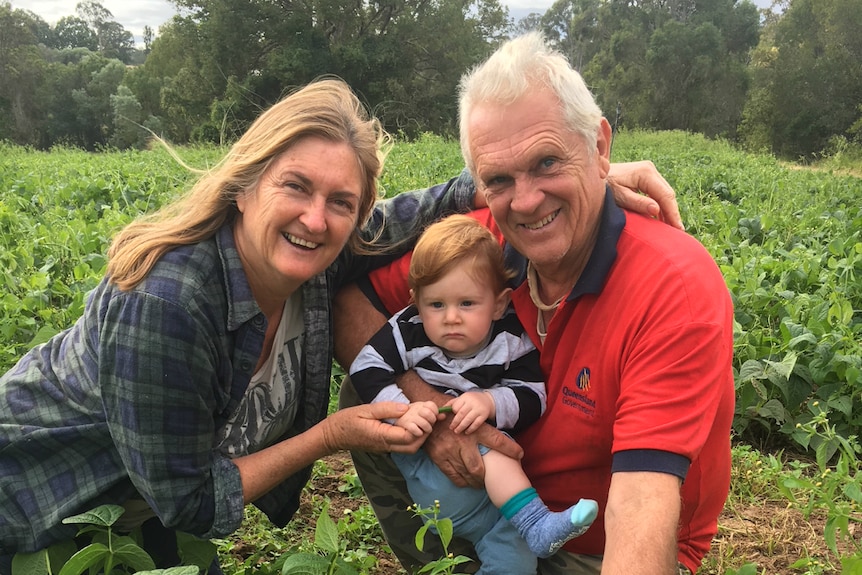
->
[493,287,513,320]
[596,118,613,179]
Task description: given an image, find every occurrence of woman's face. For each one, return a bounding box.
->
[234,136,364,306]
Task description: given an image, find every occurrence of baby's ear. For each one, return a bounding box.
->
[409,288,416,303]
[493,287,513,320]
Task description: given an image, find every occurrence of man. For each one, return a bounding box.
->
[336,32,733,575]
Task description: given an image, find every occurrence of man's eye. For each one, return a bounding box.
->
[485,175,509,187]
[541,157,557,169]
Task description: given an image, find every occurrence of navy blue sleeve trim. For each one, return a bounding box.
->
[611,449,691,482]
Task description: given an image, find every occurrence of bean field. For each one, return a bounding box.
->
[2,132,860,574]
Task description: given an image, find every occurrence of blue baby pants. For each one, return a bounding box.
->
[392,448,536,575]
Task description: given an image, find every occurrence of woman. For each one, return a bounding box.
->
[0,77,677,573]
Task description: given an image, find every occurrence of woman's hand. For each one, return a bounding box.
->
[607,161,684,230]
[321,402,432,454]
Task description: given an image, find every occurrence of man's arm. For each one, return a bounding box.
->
[333,283,523,488]
[601,471,682,574]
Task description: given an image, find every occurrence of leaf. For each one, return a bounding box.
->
[136,568,200,575]
[11,549,51,575]
[111,542,156,571]
[280,553,329,575]
[333,557,361,575]
[826,395,853,417]
[727,564,759,575]
[840,555,862,575]
[843,482,862,503]
[756,399,786,423]
[415,524,429,552]
[313,508,339,554]
[176,531,217,571]
[765,352,796,380]
[46,540,78,573]
[781,476,814,490]
[61,504,125,527]
[28,325,60,347]
[435,517,454,549]
[787,332,817,349]
[824,514,841,556]
[57,543,109,575]
[738,360,765,382]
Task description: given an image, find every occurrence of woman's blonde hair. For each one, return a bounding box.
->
[409,214,514,296]
[107,77,389,291]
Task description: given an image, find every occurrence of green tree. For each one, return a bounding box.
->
[70,56,126,149]
[74,1,135,62]
[0,3,49,145]
[741,0,862,158]
[135,0,510,141]
[584,0,758,138]
[539,0,601,71]
[53,16,97,50]
[110,85,147,148]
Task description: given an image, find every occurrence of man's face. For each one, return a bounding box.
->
[467,89,611,279]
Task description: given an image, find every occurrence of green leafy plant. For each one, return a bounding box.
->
[779,402,862,564]
[11,504,215,575]
[409,501,472,575]
[279,503,362,575]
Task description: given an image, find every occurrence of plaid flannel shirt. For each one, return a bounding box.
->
[0,169,476,554]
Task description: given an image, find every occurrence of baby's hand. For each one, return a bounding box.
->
[394,400,439,437]
[448,392,495,434]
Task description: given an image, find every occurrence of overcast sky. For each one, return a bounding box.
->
[11,0,772,46]
[10,0,558,43]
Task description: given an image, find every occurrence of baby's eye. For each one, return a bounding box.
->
[430,302,444,309]
[460,301,474,307]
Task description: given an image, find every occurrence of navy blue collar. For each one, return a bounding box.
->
[504,184,624,301]
[567,185,625,301]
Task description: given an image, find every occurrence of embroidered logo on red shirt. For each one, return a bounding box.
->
[576,367,591,391]
[561,367,595,416]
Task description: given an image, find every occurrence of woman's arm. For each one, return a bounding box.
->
[234,402,425,503]
[607,161,683,230]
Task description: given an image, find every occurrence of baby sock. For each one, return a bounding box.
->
[500,487,599,558]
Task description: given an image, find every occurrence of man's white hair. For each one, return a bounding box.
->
[458,31,603,173]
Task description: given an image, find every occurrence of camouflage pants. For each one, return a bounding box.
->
[338,377,693,575]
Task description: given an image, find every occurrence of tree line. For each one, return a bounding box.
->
[1,0,860,159]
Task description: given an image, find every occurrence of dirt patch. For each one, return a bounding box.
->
[291,453,858,574]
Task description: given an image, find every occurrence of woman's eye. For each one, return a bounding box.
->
[331,198,356,213]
